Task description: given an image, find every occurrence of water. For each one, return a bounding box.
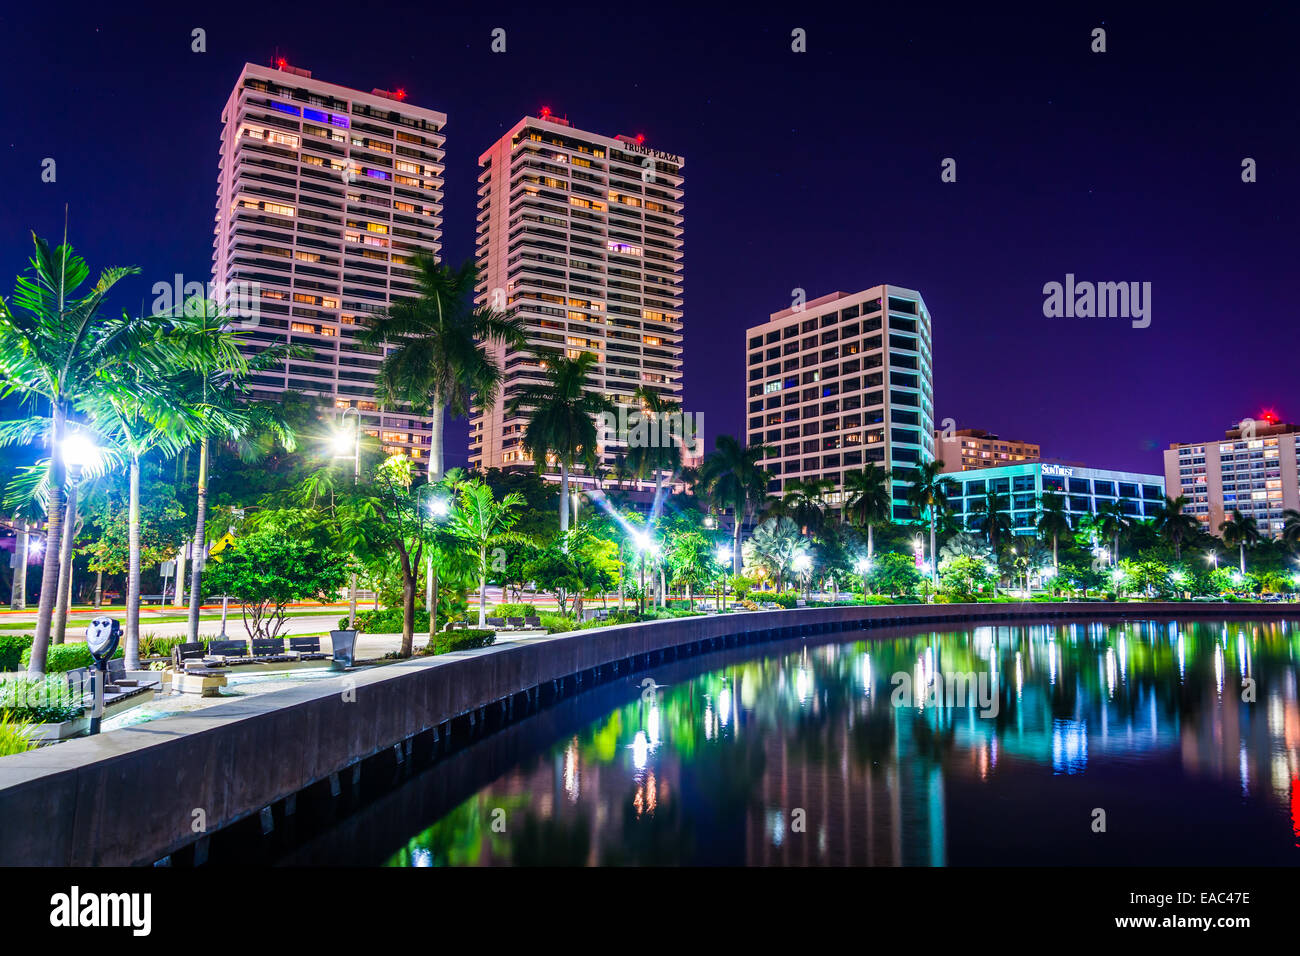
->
[307,618,1300,866]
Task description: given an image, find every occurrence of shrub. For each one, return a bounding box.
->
[0,714,36,757]
[0,674,84,723]
[537,613,575,633]
[344,608,430,634]
[490,603,536,618]
[0,634,34,671]
[771,592,798,609]
[426,629,496,655]
[137,635,213,660]
[21,643,122,673]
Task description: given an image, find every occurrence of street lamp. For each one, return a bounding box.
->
[792,552,811,599]
[417,483,451,644]
[53,430,99,641]
[336,407,362,628]
[634,531,658,615]
[714,545,731,610]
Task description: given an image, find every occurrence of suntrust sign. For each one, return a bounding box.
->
[1041,464,1074,477]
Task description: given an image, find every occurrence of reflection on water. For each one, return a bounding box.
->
[387,619,1300,866]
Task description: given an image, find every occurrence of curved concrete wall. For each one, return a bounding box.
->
[0,601,1291,866]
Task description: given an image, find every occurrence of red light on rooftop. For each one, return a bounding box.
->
[276,57,287,70]
[1260,408,1279,424]
[540,106,552,118]
[635,134,645,145]
[394,88,407,100]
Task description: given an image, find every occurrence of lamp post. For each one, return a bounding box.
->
[715,545,731,611]
[335,407,362,628]
[635,531,657,616]
[792,552,811,601]
[427,493,449,642]
[855,556,871,601]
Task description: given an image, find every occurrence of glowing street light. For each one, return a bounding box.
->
[336,406,362,628]
[60,431,98,469]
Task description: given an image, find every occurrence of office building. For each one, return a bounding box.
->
[946,462,1165,537]
[469,112,685,481]
[936,428,1040,472]
[213,61,447,462]
[1164,416,1300,536]
[745,286,934,519]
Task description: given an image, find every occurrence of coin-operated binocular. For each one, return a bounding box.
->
[85,617,122,735]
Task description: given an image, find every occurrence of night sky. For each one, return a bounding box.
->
[3,3,1296,476]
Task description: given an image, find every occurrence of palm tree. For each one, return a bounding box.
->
[970,489,1013,554]
[904,460,953,584]
[698,435,770,575]
[772,477,834,537]
[1280,508,1300,550]
[842,464,893,569]
[362,257,524,481]
[1036,491,1072,571]
[448,481,526,628]
[506,350,614,534]
[1219,509,1260,575]
[1149,494,1198,561]
[0,234,139,674]
[1094,500,1130,567]
[742,517,807,593]
[626,386,684,517]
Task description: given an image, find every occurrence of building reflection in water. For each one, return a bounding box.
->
[387,618,1300,866]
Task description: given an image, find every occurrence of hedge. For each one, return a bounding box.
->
[0,634,34,671]
[21,643,123,673]
[422,629,496,656]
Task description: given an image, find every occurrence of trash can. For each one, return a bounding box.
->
[330,629,359,670]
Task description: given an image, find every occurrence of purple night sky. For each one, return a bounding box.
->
[2,3,1296,476]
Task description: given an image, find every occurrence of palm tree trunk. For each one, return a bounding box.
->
[175,537,187,609]
[478,546,488,627]
[732,503,743,576]
[186,437,209,642]
[429,399,444,480]
[31,404,70,672]
[559,459,570,534]
[94,569,103,609]
[430,568,439,641]
[125,456,142,669]
[1239,544,1246,576]
[51,483,80,646]
[929,505,938,591]
[10,519,27,609]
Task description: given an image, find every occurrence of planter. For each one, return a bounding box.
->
[28,716,91,743]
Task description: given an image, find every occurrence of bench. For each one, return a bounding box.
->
[524,615,542,629]
[485,616,508,630]
[507,616,526,629]
[288,637,328,661]
[252,638,288,658]
[172,642,207,666]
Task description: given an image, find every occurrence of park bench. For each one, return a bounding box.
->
[252,638,292,660]
[288,637,329,661]
[507,616,526,629]
[795,599,807,608]
[524,615,542,629]
[172,642,207,667]
[485,616,508,630]
[207,640,250,661]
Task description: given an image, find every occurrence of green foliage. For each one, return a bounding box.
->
[21,642,122,673]
[938,555,995,599]
[424,629,497,655]
[346,608,429,634]
[0,714,37,756]
[203,524,350,639]
[525,527,621,616]
[537,612,576,633]
[137,634,212,659]
[0,674,84,722]
[0,634,34,671]
[77,472,188,575]
[770,591,797,609]
[489,603,537,617]
[866,551,923,595]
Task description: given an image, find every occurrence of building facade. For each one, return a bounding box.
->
[745,287,935,519]
[213,61,447,463]
[946,462,1165,537]
[1163,418,1300,537]
[469,113,685,482]
[936,428,1040,472]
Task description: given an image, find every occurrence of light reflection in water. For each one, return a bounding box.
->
[386,618,1300,867]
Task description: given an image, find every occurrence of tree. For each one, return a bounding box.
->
[1149,494,1198,561]
[0,234,139,674]
[843,464,893,574]
[969,489,1014,559]
[771,477,834,538]
[1280,508,1300,550]
[867,551,923,596]
[938,555,994,599]
[1036,491,1071,572]
[666,529,717,608]
[361,257,524,481]
[742,517,807,593]
[1219,509,1260,575]
[506,350,613,534]
[525,527,620,618]
[698,435,771,575]
[447,480,527,628]
[626,385,685,522]
[1094,500,1130,566]
[202,525,349,640]
[904,460,953,586]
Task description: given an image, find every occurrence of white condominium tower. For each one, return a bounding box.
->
[212,61,447,463]
[745,286,936,520]
[469,111,685,480]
